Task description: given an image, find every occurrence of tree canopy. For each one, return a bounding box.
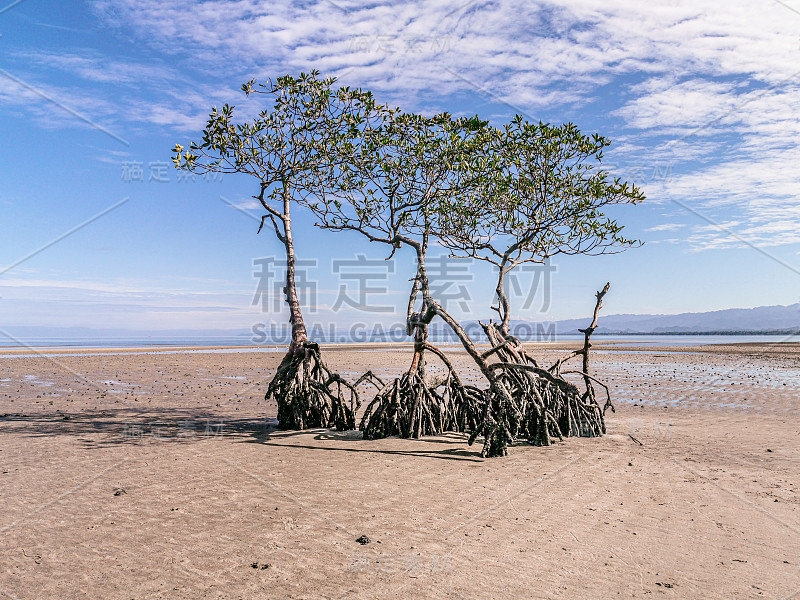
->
[308,111,486,251]
[437,116,644,332]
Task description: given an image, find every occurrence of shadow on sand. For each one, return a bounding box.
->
[0,409,487,460]
[0,408,269,448]
[247,428,486,462]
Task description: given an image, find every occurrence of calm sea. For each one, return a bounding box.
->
[1,333,797,350]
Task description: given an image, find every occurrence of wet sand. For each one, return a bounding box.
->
[1,342,798,599]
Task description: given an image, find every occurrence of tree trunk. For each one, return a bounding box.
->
[495,262,512,337]
[423,297,519,456]
[264,182,365,431]
[359,233,484,440]
[407,231,431,370]
[281,183,309,353]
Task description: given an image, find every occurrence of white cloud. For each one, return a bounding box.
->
[12,50,175,85]
[228,200,262,211]
[645,223,686,232]
[89,0,800,98]
[615,79,741,132]
[0,70,119,132]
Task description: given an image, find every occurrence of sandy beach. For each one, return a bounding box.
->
[1,341,798,599]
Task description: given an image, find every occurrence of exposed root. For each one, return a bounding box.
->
[267,341,361,431]
[468,387,514,458]
[359,370,452,439]
[359,343,483,440]
[453,377,485,435]
[470,284,613,456]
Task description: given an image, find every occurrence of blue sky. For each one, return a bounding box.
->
[1,0,799,335]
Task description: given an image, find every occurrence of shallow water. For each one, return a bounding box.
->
[2,333,798,349]
[0,348,286,359]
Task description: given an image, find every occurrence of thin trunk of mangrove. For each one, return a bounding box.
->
[264,182,367,431]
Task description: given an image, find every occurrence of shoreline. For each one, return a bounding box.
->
[0,339,798,357]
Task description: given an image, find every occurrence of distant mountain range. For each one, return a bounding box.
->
[2,303,799,340]
[447,303,800,336]
[548,302,800,334]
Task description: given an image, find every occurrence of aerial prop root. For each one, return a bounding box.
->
[359,343,483,440]
[267,341,372,432]
[470,349,612,455]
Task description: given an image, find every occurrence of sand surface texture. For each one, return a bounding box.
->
[1,342,798,599]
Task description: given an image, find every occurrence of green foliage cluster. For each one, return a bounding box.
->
[174,71,644,266]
